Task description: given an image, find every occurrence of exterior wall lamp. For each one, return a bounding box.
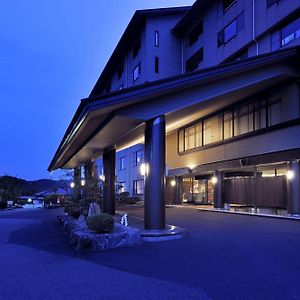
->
[170,179,176,187]
[140,163,149,176]
[211,176,218,185]
[286,170,295,180]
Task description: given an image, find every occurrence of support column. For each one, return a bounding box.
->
[213,171,224,209]
[287,160,300,216]
[73,166,81,202]
[175,176,183,205]
[144,115,166,230]
[103,147,116,215]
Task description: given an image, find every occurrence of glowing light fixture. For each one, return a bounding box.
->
[70,182,75,188]
[211,176,218,184]
[286,170,295,180]
[99,175,105,181]
[28,198,32,203]
[81,179,86,186]
[140,163,149,176]
[170,180,176,187]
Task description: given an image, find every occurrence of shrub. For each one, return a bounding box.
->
[86,213,115,233]
[0,201,7,209]
[64,202,81,219]
[124,196,139,204]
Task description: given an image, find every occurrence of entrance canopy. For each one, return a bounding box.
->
[48,47,300,171]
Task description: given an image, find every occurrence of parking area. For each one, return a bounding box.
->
[1,207,300,299]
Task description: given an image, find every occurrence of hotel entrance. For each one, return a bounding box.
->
[182,176,214,205]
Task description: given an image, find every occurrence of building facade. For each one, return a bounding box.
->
[49,0,300,230]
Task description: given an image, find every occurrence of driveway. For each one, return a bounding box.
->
[1,206,300,299]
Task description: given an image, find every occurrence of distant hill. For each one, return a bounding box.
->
[0,176,71,200]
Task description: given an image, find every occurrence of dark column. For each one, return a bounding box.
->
[175,176,183,205]
[287,160,300,216]
[144,115,166,230]
[73,166,81,202]
[103,147,116,215]
[213,171,224,209]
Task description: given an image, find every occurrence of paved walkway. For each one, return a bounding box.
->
[1,207,300,299]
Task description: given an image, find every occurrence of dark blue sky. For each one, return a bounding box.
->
[0,0,193,180]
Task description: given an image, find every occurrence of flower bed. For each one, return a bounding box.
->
[57,215,142,252]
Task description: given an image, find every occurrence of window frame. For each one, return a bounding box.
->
[133,63,141,82]
[119,157,126,170]
[178,89,285,153]
[133,179,144,195]
[134,150,143,166]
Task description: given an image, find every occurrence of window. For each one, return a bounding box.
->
[281,17,300,47]
[133,180,144,195]
[133,64,141,82]
[218,0,236,15]
[218,13,244,47]
[268,93,281,126]
[223,111,233,139]
[119,157,125,170]
[254,100,267,130]
[271,17,300,51]
[118,64,124,79]
[186,48,203,72]
[155,57,159,74]
[133,38,141,58]
[155,31,159,47]
[267,0,282,9]
[228,49,248,62]
[189,21,203,46]
[203,115,223,145]
[134,150,143,166]
[223,0,236,12]
[234,102,254,136]
[178,91,284,153]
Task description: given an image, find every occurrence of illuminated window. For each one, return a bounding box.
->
[134,150,143,166]
[223,111,233,139]
[133,180,144,195]
[119,157,125,170]
[234,102,254,136]
[155,31,159,47]
[203,115,223,145]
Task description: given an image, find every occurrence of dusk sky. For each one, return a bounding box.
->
[0,0,193,180]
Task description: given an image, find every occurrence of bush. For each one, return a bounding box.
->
[64,202,81,219]
[124,196,139,204]
[86,213,114,233]
[0,201,7,209]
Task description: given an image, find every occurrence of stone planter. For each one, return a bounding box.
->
[57,215,142,252]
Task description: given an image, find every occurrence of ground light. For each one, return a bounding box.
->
[286,170,295,180]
